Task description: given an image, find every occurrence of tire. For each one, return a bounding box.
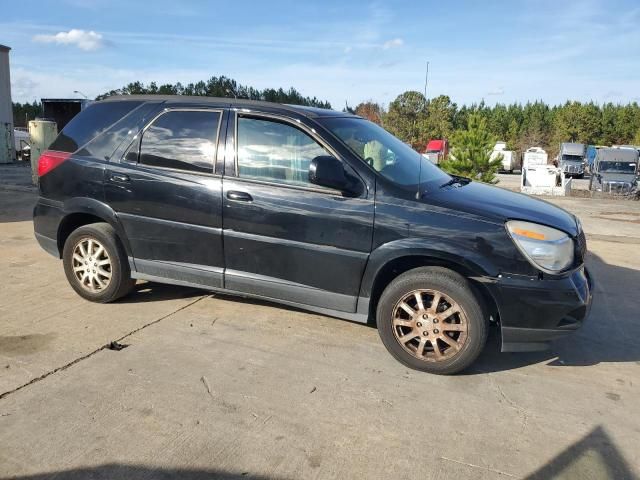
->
[376,267,488,375]
[62,223,135,303]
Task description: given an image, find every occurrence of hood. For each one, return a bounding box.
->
[425,181,578,236]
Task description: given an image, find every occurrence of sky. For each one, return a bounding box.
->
[2,0,639,108]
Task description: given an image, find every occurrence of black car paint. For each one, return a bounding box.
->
[33,96,592,352]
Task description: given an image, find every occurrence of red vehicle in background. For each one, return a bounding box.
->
[422,139,449,165]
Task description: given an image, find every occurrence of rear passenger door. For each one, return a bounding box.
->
[105,108,226,288]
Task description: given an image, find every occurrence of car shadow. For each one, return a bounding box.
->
[0,465,282,480]
[466,251,640,374]
[116,282,205,303]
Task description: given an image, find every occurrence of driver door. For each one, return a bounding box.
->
[222,112,374,312]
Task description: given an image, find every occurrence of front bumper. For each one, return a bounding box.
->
[488,267,592,352]
[562,164,584,175]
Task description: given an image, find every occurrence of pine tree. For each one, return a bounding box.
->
[441,113,503,184]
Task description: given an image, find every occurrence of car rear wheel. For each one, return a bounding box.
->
[376,267,488,375]
[63,223,135,303]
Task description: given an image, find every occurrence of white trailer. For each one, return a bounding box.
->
[13,127,30,160]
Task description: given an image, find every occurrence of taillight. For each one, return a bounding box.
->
[38,151,71,177]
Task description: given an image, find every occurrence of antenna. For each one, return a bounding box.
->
[424,61,429,99]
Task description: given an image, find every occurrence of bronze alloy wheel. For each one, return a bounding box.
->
[391,289,468,361]
[71,237,112,292]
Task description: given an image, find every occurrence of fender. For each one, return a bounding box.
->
[358,236,501,301]
[60,197,133,258]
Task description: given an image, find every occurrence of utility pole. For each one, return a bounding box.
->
[424,61,429,99]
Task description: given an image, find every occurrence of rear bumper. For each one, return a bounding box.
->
[35,232,59,257]
[33,197,64,258]
[489,267,592,352]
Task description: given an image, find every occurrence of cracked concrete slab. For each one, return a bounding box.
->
[1,188,639,479]
[0,190,207,395]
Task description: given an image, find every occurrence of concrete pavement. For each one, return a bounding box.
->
[1,187,639,479]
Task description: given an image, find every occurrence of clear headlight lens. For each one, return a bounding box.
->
[506,220,574,273]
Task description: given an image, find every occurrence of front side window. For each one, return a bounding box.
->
[139,110,220,173]
[319,117,450,188]
[237,116,331,186]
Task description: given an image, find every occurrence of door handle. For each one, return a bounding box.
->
[227,190,253,202]
[110,173,130,182]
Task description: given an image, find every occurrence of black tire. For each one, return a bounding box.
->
[376,267,488,375]
[62,223,135,303]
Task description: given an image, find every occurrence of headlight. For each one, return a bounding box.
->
[506,220,574,273]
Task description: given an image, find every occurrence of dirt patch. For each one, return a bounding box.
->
[593,216,640,224]
[0,333,57,356]
[600,211,640,217]
[572,190,640,201]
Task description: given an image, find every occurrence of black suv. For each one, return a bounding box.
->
[33,96,592,374]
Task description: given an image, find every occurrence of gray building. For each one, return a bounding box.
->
[0,44,14,163]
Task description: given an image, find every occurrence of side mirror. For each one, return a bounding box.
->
[309,155,359,194]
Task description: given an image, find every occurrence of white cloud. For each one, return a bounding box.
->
[382,38,404,49]
[487,87,505,96]
[33,29,104,51]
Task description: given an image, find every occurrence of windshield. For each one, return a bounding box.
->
[319,117,450,188]
[562,154,583,162]
[598,161,638,173]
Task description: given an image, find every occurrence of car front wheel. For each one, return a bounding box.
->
[377,267,488,375]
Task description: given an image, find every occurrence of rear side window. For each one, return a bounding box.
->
[50,101,143,153]
[138,110,220,173]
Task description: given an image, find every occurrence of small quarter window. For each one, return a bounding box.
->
[237,116,332,186]
[139,110,220,173]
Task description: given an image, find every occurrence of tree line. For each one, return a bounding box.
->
[12,101,41,128]
[13,79,640,158]
[95,76,332,109]
[11,76,331,127]
[350,92,640,158]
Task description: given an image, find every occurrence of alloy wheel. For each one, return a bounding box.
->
[391,289,468,361]
[71,237,112,292]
